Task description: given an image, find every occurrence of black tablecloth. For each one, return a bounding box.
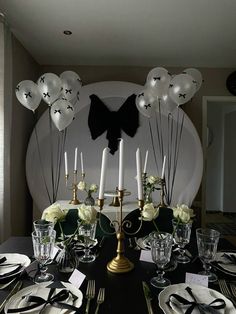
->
[0,236,235,314]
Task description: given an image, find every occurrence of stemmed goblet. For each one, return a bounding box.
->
[32,229,56,283]
[150,232,173,289]
[172,219,192,263]
[78,221,97,263]
[196,228,220,282]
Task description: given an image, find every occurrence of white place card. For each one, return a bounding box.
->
[69,268,86,289]
[139,250,154,263]
[185,272,208,287]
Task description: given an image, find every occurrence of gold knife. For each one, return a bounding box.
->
[0,280,23,312]
[142,281,154,314]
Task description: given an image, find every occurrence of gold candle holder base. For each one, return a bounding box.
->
[107,231,134,273]
[69,199,80,205]
[109,196,120,207]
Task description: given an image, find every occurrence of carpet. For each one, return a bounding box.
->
[206,223,236,235]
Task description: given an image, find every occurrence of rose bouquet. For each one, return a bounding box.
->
[143,175,161,204]
[140,202,160,233]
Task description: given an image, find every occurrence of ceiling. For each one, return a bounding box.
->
[0,0,236,67]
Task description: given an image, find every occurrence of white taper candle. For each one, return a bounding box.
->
[99,147,109,199]
[143,150,149,173]
[161,155,166,179]
[118,138,124,190]
[136,148,143,200]
[74,147,78,171]
[80,152,84,173]
[64,152,68,175]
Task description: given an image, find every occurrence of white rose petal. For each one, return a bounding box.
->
[78,204,97,224]
[141,203,159,221]
[42,204,66,224]
[78,181,86,191]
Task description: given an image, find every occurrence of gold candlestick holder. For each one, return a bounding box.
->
[97,192,144,274]
[158,178,167,207]
[65,170,81,205]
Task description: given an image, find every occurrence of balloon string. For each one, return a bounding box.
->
[157,100,164,161]
[48,107,55,202]
[166,113,174,205]
[33,114,52,204]
[54,129,61,196]
[55,128,67,197]
[148,119,159,174]
[169,108,185,202]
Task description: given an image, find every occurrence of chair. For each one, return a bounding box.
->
[123,207,174,238]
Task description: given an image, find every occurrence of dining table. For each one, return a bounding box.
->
[0,234,235,314]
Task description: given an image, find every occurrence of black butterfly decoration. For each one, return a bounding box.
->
[88,94,139,154]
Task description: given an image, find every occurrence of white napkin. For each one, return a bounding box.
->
[169,287,225,314]
[216,252,236,273]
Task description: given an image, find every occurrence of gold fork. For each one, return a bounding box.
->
[95,288,105,314]
[85,280,95,314]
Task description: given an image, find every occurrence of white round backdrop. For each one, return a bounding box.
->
[26,81,203,212]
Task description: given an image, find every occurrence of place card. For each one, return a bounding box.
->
[139,250,154,263]
[185,272,208,287]
[69,268,86,288]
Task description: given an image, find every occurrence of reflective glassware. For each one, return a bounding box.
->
[196,228,220,282]
[172,220,192,263]
[32,229,56,283]
[33,219,54,236]
[78,221,97,263]
[150,232,173,289]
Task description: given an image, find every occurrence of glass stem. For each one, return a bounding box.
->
[156,269,165,283]
[39,263,48,279]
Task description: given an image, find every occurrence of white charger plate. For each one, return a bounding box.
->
[0,253,31,279]
[4,281,83,314]
[159,283,234,314]
[215,252,236,273]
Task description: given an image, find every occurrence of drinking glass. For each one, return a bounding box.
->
[33,219,54,236]
[32,230,56,283]
[150,232,173,289]
[172,220,192,263]
[78,221,97,263]
[196,228,220,282]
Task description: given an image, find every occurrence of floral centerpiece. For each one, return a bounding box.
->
[78,203,97,225]
[140,202,160,233]
[172,204,195,225]
[143,175,161,204]
[77,181,98,205]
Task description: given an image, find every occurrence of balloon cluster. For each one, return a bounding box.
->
[15,71,82,131]
[136,67,202,118]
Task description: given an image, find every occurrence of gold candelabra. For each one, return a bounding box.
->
[65,171,85,205]
[97,191,144,274]
[158,178,167,207]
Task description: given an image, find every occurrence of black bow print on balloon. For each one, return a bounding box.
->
[39,76,45,83]
[15,85,20,92]
[144,104,151,109]
[43,92,50,98]
[65,89,72,94]
[24,92,32,98]
[179,93,186,98]
[153,76,161,81]
[88,94,139,154]
[54,109,61,114]
[138,92,144,97]
[67,105,73,111]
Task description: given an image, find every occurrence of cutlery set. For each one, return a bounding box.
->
[85,280,105,314]
[218,279,236,308]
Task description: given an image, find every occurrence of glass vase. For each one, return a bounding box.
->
[84,193,95,206]
[56,244,78,273]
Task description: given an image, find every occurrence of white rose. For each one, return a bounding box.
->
[89,184,98,193]
[147,175,159,185]
[141,203,159,221]
[172,204,194,223]
[78,181,86,191]
[78,204,97,224]
[41,204,66,224]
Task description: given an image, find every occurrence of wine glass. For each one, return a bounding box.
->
[78,221,97,263]
[32,229,56,283]
[196,228,220,282]
[150,232,173,289]
[33,219,54,236]
[172,219,192,263]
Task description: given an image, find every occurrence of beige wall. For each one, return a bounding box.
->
[11,36,40,235]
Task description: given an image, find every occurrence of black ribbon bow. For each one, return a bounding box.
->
[7,289,80,313]
[88,94,139,154]
[0,257,7,264]
[167,286,226,314]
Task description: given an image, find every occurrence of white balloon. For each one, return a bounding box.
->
[183,68,203,91]
[37,73,62,105]
[50,99,75,131]
[169,73,196,106]
[60,71,82,101]
[15,80,41,112]
[135,88,157,118]
[145,67,171,99]
[160,95,177,113]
